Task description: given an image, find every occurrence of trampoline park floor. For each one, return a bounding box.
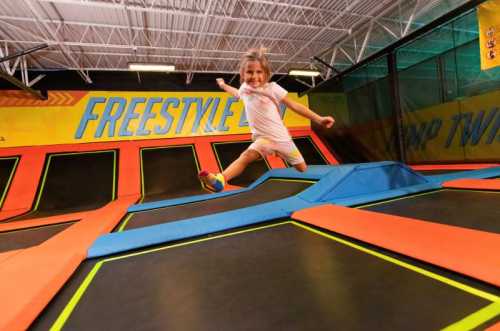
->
[32,221,500,331]
[2,158,499,330]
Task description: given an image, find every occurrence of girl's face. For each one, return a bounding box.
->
[242,60,266,88]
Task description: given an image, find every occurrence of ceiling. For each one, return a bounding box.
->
[0,0,470,85]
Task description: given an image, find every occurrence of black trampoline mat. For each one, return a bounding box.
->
[362,189,500,234]
[141,145,206,202]
[212,141,269,187]
[121,179,313,231]
[33,222,498,331]
[0,157,18,208]
[13,151,116,221]
[0,221,75,253]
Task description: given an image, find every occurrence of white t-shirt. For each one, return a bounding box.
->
[238,82,291,142]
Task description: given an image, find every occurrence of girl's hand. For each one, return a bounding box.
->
[216,78,225,88]
[319,116,335,128]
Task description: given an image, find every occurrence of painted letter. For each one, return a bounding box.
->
[445,113,462,148]
[95,97,126,138]
[155,98,178,134]
[192,97,213,133]
[217,97,238,132]
[119,97,145,137]
[176,97,197,134]
[137,97,162,136]
[75,97,105,138]
[205,97,220,132]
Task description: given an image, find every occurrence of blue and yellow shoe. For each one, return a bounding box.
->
[198,170,225,192]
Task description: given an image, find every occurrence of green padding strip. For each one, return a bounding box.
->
[117,213,134,232]
[111,150,117,200]
[33,154,53,211]
[106,221,289,263]
[442,302,500,331]
[357,190,438,208]
[0,157,18,208]
[51,261,103,331]
[293,222,500,303]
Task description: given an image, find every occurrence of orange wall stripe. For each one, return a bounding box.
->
[443,178,500,191]
[194,139,221,174]
[293,204,500,287]
[117,143,141,197]
[0,90,87,107]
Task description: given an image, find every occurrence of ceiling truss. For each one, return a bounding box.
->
[0,0,471,84]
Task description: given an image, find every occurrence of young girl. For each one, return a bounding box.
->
[199,47,335,192]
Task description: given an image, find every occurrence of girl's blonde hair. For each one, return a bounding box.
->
[239,47,271,84]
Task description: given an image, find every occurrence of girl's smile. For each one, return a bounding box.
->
[243,60,266,88]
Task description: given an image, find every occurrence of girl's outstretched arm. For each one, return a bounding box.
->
[216,78,240,98]
[282,96,335,128]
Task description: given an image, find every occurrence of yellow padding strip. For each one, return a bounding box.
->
[117,213,134,232]
[358,190,438,208]
[441,302,500,331]
[268,178,316,184]
[359,188,499,209]
[105,221,290,263]
[292,221,500,303]
[51,261,103,331]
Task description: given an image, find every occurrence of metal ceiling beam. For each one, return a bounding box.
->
[122,0,135,52]
[0,0,473,77]
[32,49,311,66]
[314,0,409,66]
[0,43,48,63]
[304,0,486,95]
[273,0,365,76]
[37,0,350,32]
[249,0,375,21]
[0,38,291,59]
[403,0,422,37]
[357,21,374,63]
[0,71,47,99]
[0,15,326,48]
[22,0,92,83]
[187,0,216,84]
[0,42,47,95]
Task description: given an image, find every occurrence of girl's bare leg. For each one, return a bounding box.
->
[222,149,261,182]
[293,162,307,172]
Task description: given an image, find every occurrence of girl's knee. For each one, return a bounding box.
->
[294,163,307,172]
[240,149,261,163]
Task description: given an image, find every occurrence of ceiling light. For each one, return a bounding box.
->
[128,63,175,72]
[288,69,320,77]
